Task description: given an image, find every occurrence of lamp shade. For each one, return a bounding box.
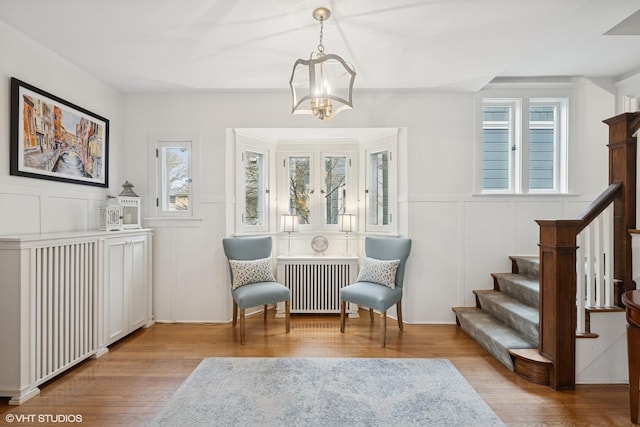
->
[338,213,356,233]
[282,213,300,233]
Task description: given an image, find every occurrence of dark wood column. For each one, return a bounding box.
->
[536,219,582,390]
[604,112,639,301]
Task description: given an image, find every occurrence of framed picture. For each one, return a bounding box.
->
[10,77,109,187]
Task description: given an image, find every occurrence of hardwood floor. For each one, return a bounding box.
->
[0,311,634,426]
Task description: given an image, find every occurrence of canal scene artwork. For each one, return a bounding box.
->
[10,78,109,187]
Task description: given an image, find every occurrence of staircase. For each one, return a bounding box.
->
[453,256,552,385]
[453,113,640,390]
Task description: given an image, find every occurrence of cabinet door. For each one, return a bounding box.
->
[105,233,150,345]
[106,239,128,343]
[128,236,148,330]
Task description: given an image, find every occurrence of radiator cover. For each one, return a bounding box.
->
[276,255,359,315]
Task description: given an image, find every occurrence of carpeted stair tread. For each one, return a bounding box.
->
[453,307,536,371]
[492,273,539,308]
[454,256,541,377]
[474,290,539,343]
[510,256,539,278]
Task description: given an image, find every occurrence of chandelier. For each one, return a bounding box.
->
[289,7,356,121]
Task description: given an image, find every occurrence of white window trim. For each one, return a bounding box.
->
[361,137,398,235]
[614,71,640,114]
[528,98,569,194]
[320,151,357,232]
[279,150,314,232]
[480,98,520,194]
[237,144,271,234]
[475,92,570,195]
[147,133,200,220]
[278,148,358,233]
[227,128,404,239]
[230,129,277,236]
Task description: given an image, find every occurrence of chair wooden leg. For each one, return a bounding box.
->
[240,308,246,345]
[285,301,290,333]
[232,301,238,327]
[340,301,346,333]
[369,308,374,323]
[264,304,268,322]
[397,301,404,331]
[380,311,387,347]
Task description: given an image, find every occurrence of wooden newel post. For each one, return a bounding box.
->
[536,219,582,390]
[604,113,639,302]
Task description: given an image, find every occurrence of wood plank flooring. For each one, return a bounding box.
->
[0,311,635,426]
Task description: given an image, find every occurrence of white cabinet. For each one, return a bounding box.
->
[104,231,153,345]
[0,229,153,405]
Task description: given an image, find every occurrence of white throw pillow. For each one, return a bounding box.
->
[229,257,276,290]
[356,257,401,289]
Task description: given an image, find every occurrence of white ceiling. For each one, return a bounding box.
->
[1,0,639,93]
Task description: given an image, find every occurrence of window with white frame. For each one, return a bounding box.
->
[154,139,195,217]
[236,145,270,233]
[243,150,267,226]
[231,129,402,237]
[480,97,568,194]
[364,145,396,233]
[280,150,355,231]
[323,155,348,225]
[287,154,312,225]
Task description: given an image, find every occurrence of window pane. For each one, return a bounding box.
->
[482,106,510,190]
[162,146,190,211]
[324,155,347,225]
[529,105,555,190]
[244,151,264,226]
[289,156,311,224]
[369,151,389,225]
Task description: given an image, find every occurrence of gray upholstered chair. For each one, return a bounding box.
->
[222,236,290,344]
[339,236,412,347]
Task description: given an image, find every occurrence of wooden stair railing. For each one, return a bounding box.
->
[535,112,640,390]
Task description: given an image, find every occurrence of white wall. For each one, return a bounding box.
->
[0,21,124,235]
[0,18,624,325]
[124,82,615,324]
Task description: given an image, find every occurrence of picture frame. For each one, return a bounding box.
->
[10,77,109,187]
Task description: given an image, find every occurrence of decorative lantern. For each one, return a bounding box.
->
[99,196,124,231]
[289,7,356,121]
[117,181,142,229]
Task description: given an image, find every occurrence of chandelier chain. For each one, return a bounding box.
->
[317,18,325,53]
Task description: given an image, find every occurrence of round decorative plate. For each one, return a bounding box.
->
[311,235,329,254]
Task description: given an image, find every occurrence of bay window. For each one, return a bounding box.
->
[231,128,402,238]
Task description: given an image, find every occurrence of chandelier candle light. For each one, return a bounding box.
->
[289,7,356,121]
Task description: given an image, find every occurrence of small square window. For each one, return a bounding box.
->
[480,97,567,194]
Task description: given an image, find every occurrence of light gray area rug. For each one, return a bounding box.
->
[150,357,505,427]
